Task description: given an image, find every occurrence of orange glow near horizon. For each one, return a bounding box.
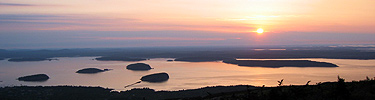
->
[0,0,374,34]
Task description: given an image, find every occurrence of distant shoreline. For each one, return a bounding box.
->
[3,56,374,63]
[7,58,58,62]
[0,47,375,62]
[1,46,375,62]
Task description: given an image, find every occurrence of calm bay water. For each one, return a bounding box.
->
[0,57,374,91]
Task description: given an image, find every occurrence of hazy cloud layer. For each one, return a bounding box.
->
[1,30,374,49]
[0,0,374,49]
[0,3,36,6]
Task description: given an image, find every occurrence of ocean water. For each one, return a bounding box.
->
[0,57,374,91]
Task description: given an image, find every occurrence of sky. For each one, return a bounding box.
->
[0,0,375,49]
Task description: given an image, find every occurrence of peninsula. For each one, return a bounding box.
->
[223,59,338,68]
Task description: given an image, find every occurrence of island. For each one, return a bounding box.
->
[223,59,338,68]
[126,63,153,71]
[17,74,49,82]
[76,68,111,74]
[95,56,146,61]
[8,58,58,62]
[166,59,174,62]
[140,72,169,83]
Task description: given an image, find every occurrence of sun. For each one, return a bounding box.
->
[256,28,264,34]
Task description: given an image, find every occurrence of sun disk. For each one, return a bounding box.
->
[257,28,264,34]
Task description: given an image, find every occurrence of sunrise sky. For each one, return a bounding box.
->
[1,0,374,49]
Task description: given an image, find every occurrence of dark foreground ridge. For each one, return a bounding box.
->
[223,59,338,68]
[1,77,374,100]
[17,74,49,82]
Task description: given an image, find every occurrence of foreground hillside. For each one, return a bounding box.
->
[195,77,375,100]
[1,77,374,100]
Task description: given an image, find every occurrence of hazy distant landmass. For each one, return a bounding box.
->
[1,46,375,62]
[174,57,227,62]
[223,59,338,68]
[8,58,57,62]
[95,56,147,61]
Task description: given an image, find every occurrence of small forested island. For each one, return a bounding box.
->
[76,68,111,74]
[17,74,49,82]
[8,57,58,62]
[95,56,146,61]
[223,59,338,68]
[140,72,169,82]
[126,63,153,71]
[1,77,374,100]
